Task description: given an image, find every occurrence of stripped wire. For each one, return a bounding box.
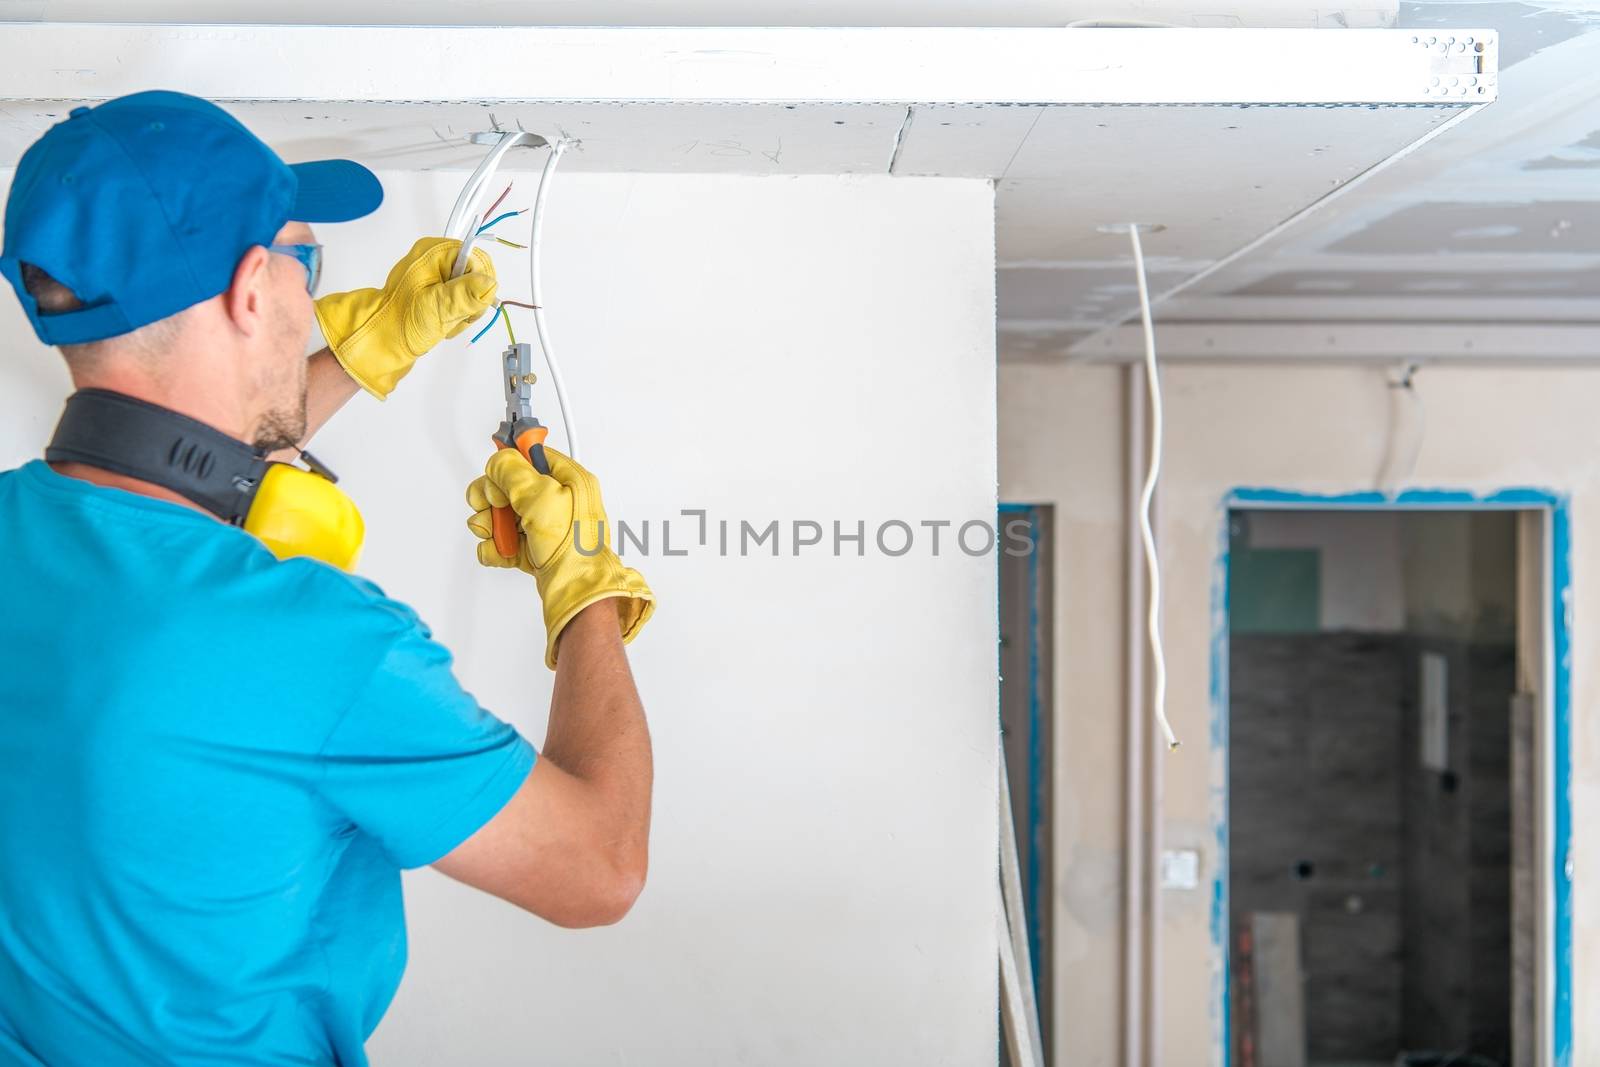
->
[469,304,504,345]
[491,236,527,250]
[499,299,541,311]
[484,182,513,219]
[476,209,525,235]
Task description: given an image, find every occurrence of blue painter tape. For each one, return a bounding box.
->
[1214,487,1571,1066]
[997,502,1047,993]
[1230,486,1558,508]
[1026,507,1044,987]
[1210,508,1233,1064]
[1552,499,1573,1066]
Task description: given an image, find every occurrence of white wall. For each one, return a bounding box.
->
[1000,360,1598,1066]
[0,170,1000,1065]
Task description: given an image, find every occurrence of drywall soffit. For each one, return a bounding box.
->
[0,26,1497,177]
[0,25,1501,360]
[0,0,1402,28]
[1064,321,1600,364]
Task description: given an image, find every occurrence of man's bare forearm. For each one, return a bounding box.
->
[301,348,362,445]
[541,602,653,869]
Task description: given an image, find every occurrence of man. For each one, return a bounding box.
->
[0,91,655,1066]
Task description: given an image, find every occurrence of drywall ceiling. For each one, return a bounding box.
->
[1065,14,1600,364]
[0,0,1398,28]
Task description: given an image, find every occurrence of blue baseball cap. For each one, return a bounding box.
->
[0,90,383,345]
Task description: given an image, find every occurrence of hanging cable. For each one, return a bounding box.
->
[1128,225,1179,751]
[1376,363,1425,496]
[528,140,580,461]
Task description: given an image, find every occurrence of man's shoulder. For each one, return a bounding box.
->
[260,557,428,640]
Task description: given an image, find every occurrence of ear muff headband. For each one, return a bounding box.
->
[45,388,363,570]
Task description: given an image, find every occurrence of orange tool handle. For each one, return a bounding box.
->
[489,426,551,558]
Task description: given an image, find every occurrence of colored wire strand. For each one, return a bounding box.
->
[1129,225,1178,752]
[469,304,503,345]
[485,182,513,219]
[503,305,517,345]
[476,209,525,235]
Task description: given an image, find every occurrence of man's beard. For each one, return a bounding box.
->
[250,306,311,453]
[251,401,307,454]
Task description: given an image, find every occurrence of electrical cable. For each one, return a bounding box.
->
[1128,225,1179,751]
[446,133,539,279]
[443,132,582,461]
[527,140,580,461]
[444,136,524,242]
[1376,364,1425,495]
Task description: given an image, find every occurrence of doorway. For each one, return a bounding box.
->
[1222,498,1570,1067]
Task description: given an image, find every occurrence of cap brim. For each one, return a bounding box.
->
[287,159,383,223]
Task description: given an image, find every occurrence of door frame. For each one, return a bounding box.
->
[999,502,1051,998]
[1212,487,1572,1067]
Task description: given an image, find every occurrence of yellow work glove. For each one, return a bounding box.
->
[314,237,498,400]
[467,447,655,670]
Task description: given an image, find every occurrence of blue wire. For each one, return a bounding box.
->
[476,210,522,235]
[469,304,503,345]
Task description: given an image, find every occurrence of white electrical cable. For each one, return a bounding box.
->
[527,140,580,461]
[444,136,519,241]
[442,132,582,462]
[1376,364,1425,496]
[1128,225,1179,751]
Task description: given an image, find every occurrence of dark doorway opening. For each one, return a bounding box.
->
[1228,508,1528,1067]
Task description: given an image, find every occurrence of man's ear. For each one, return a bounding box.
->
[221,245,272,337]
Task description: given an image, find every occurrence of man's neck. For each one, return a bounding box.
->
[47,460,217,519]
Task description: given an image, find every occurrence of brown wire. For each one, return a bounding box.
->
[485,182,513,218]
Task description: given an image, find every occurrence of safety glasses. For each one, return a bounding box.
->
[267,243,323,296]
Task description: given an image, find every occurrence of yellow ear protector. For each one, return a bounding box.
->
[45,389,364,571]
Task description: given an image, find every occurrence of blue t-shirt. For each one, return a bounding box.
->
[0,460,536,1067]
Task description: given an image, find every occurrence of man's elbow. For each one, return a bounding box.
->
[592,859,648,926]
[549,848,647,928]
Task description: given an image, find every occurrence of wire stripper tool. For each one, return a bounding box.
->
[491,341,552,557]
